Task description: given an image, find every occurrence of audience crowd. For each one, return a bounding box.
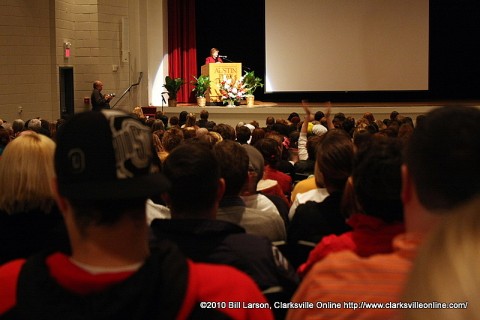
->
[0,103,479,319]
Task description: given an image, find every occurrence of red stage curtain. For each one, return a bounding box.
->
[168,0,197,103]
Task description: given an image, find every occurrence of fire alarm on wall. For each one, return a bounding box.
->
[64,42,71,59]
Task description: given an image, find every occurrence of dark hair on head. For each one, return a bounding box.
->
[213,140,249,196]
[266,116,275,126]
[306,134,323,160]
[288,112,300,121]
[314,111,325,121]
[163,144,220,215]
[353,137,403,223]
[250,128,265,146]
[271,122,289,136]
[69,198,147,234]
[405,106,480,211]
[178,111,188,126]
[254,137,280,167]
[182,127,196,140]
[316,129,354,191]
[415,114,426,129]
[200,109,209,120]
[169,116,179,126]
[390,111,399,120]
[236,126,251,144]
[212,123,236,141]
[162,127,184,152]
[151,119,164,132]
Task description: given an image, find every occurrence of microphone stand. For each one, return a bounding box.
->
[161,92,168,113]
[111,72,143,109]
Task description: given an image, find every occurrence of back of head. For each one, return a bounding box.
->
[28,118,42,132]
[162,127,184,152]
[353,137,403,223]
[314,111,325,121]
[306,135,323,160]
[213,123,236,141]
[405,106,480,211]
[250,128,265,146]
[200,109,209,120]
[151,119,165,132]
[236,125,251,144]
[213,140,249,197]
[0,132,56,214]
[403,196,480,320]
[243,144,264,184]
[163,144,220,217]
[254,137,280,167]
[12,119,25,134]
[316,129,354,191]
[54,110,169,226]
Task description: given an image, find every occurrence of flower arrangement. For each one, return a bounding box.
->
[218,75,247,106]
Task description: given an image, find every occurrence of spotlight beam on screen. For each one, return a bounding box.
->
[265,0,429,93]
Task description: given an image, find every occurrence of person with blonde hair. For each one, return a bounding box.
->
[0,131,69,264]
[402,196,480,320]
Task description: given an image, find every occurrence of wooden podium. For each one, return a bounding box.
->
[201,62,242,103]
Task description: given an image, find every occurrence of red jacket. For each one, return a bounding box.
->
[205,56,223,64]
[298,213,405,277]
[0,250,273,319]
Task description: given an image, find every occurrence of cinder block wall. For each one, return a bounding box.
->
[0,0,155,123]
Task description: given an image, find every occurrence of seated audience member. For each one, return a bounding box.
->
[11,119,25,138]
[254,137,293,198]
[178,110,188,127]
[265,131,294,176]
[150,144,298,311]
[290,176,317,203]
[159,127,184,162]
[288,129,354,245]
[213,123,236,141]
[182,112,198,130]
[0,128,10,156]
[169,115,180,128]
[264,116,275,131]
[195,109,215,129]
[0,132,69,265]
[0,110,273,319]
[240,145,281,216]
[297,137,405,277]
[287,106,480,320]
[214,140,286,242]
[288,161,329,222]
[240,144,291,226]
[402,196,480,320]
[235,125,251,144]
[250,127,265,146]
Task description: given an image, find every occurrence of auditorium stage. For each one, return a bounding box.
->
[155,100,480,128]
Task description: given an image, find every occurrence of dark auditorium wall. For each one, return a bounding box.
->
[196,0,480,102]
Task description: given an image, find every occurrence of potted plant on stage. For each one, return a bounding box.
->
[243,70,263,107]
[191,75,211,107]
[163,76,185,107]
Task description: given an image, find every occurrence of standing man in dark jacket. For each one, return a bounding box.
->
[91,80,113,111]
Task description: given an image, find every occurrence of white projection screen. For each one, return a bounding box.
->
[265,0,429,93]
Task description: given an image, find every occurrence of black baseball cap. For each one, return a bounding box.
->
[55,110,169,200]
